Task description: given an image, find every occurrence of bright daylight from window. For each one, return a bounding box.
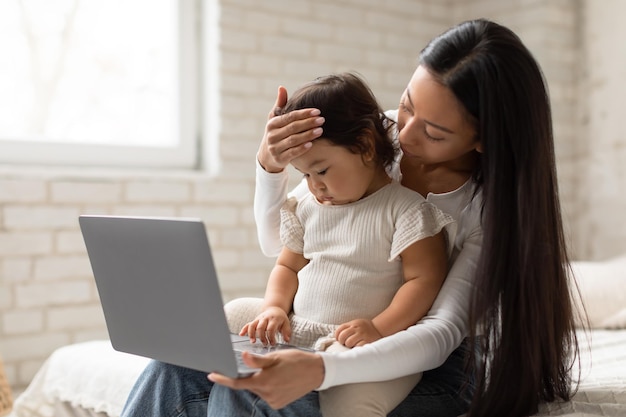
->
[0,0,188,167]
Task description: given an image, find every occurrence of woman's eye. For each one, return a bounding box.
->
[399,101,411,114]
[317,169,327,176]
[424,126,444,142]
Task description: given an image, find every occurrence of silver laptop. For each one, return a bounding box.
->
[79,214,307,378]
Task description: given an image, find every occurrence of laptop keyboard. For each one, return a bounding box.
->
[233,341,313,376]
[234,350,255,370]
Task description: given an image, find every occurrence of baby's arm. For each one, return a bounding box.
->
[375,231,448,334]
[335,231,448,347]
[240,247,308,345]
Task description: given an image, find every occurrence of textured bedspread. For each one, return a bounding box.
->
[9,330,626,417]
[10,341,149,417]
[535,330,626,416]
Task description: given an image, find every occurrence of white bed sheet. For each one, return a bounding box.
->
[9,330,626,417]
[535,330,626,416]
[10,341,149,417]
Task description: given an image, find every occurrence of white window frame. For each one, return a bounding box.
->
[0,0,202,170]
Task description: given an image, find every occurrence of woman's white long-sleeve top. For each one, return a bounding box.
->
[253,114,483,389]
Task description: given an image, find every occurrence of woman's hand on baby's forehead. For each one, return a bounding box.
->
[266,114,321,157]
[259,103,323,172]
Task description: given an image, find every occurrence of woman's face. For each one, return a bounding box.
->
[397,65,480,166]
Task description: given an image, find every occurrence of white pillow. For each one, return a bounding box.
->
[571,255,626,329]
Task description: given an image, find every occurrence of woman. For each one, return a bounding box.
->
[121,18,581,417]
[236,72,455,417]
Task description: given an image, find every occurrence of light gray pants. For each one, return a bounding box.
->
[224,298,421,417]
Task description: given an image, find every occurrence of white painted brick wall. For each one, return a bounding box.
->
[0,170,275,390]
[453,0,585,258]
[1,0,623,396]
[579,0,626,259]
[0,180,46,202]
[3,310,44,335]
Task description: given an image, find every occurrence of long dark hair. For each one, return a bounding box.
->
[278,72,396,169]
[420,19,581,416]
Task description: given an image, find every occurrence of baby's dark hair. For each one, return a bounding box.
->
[277,72,396,168]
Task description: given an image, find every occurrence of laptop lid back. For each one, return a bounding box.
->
[79,215,240,377]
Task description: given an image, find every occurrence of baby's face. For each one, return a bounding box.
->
[291,139,377,205]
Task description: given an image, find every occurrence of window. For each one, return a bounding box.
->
[0,0,203,169]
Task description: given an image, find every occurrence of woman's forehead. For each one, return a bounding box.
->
[407,66,474,133]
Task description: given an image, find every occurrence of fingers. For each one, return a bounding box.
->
[277,86,288,109]
[264,111,322,161]
[264,318,292,345]
[336,329,360,348]
[256,318,270,345]
[248,318,270,345]
[339,334,360,348]
[258,88,324,173]
[242,317,286,346]
[209,350,325,410]
[239,324,251,340]
[208,352,273,389]
[336,324,382,347]
[266,108,323,133]
[268,85,322,152]
[264,319,279,345]
[267,86,289,120]
[242,350,275,369]
[242,318,266,344]
[241,321,257,344]
[334,322,349,338]
[335,323,366,348]
[280,322,292,344]
[334,322,354,343]
[265,110,324,159]
[208,353,285,407]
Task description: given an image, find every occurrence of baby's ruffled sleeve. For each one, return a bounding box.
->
[279,197,305,254]
[390,201,457,261]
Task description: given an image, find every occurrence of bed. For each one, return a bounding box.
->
[9,257,626,417]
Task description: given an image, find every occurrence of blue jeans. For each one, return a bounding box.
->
[121,361,212,417]
[120,340,474,417]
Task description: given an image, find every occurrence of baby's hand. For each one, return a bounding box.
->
[335,319,383,348]
[240,306,291,345]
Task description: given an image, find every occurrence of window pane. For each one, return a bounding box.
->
[0,0,182,150]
